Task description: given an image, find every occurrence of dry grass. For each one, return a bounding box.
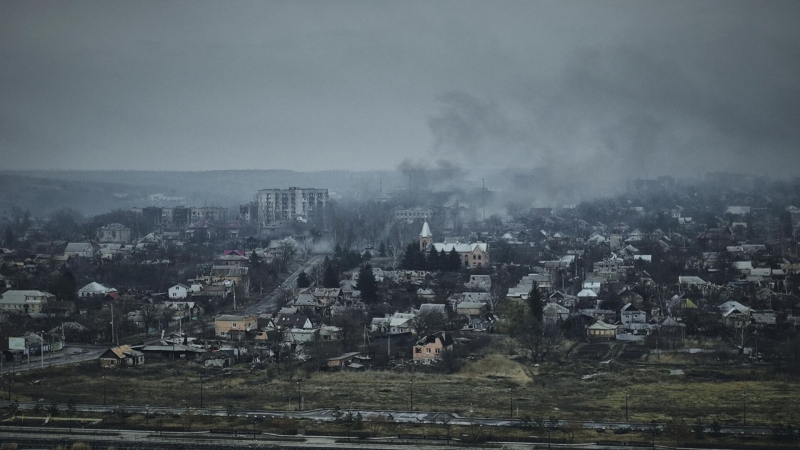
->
[8,355,800,425]
[459,354,533,383]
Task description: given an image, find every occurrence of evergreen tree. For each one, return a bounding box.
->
[448,248,462,271]
[427,245,440,271]
[378,242,387,257]
[527,281,543,322]
[53,270,78,301]
[296,271,311,288]
[402,243,419,269]
[249,250,260,268]
[356,263,378,302]
[323,258,340,288]
[439,249,448,270]
[334,243,343,257]
[362,250,372,261]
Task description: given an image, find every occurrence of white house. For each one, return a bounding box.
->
[64,243,95,258]
[168,284,189,299]
[582,276,605,294]
[620,303,647,330]
[78,282,116,298]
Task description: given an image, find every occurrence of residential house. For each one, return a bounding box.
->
[413,331,454,360]
[466,274,492,291]
[311,288,341,307]
[659,317,687,341]
[326,352,362,369]
[542,302,570,325]
[78,282,116,298]
[583,276,606,294]
[617,287,644,308]
[390,312,416,334]
[417,288,436,300]
[168,284,189,299]
[586,320,618,340]
[719,301,751,328]
[99,345,145,369]
[620,303,647,331]
[0,290,54,314]
[140,344,206,360]
[291,292,321,314]
[215,314,257,338]
[64,242,96,259]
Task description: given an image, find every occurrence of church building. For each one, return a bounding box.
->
[420,221,489,268]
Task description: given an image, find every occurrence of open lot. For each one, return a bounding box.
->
[7,338,800,426]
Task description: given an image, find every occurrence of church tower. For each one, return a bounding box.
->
[419,221,433,252]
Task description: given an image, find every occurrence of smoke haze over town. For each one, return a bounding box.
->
[2,0,799,187]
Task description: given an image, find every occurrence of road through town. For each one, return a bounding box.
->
[242,254,325,316]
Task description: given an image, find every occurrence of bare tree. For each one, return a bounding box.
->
[140,302,159,333]
[308,261,325,287]
[516,317,564,363]
[410,309,448,337]
[277,241,298,273]
[368,414,387,436]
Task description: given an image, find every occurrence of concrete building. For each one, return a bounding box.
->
[393,207,433,222]
[98,223,132,244]
[256,187,328,226]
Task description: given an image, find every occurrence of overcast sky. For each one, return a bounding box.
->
[1,1,799,176]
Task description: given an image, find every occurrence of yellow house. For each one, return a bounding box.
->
[586,320,617,340]
[215,314,257,338]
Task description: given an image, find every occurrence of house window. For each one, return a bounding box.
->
[232,323,237,328]
[435,348,441,354]
[426,348,431,354]
[415,347,421,353]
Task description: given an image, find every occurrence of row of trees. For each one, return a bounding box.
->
[401,243,463,271]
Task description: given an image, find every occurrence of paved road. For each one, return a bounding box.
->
[242,254,325,315]
[0,346,105,375]
[0,402,775,438]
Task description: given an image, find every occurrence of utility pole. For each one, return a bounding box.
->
[625,388,629,422]
[200,370,204,408]
[110,304,115,346]
[509,388,513,419]
[743,391,747,426]
[296,380,302,411]
[482,178,486,222]
[410,379,413,411]
[40,332,44,368]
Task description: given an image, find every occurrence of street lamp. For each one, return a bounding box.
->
[743,391,747,426]
[625,388,629,422]
[199,370,204,408]
[509,388,513,419]
[296,380,302,411]
[103,375,107,406]
[409,379,413,411]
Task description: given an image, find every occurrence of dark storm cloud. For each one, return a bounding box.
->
[1,0,798,177]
